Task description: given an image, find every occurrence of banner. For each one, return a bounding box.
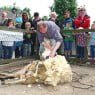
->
[0,30,23,41]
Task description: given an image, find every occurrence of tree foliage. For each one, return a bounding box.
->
[51,0,77,21]
[0,6,22,14]
[0,6,12,11]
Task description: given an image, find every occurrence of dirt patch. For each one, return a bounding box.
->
[0,60,95,95]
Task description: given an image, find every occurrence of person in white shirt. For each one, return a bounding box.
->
[2,19,15,59]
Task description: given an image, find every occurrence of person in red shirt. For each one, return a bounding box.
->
[74,7,90,63]
[74,7,90,29]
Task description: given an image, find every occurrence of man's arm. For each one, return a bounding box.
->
[37,31,43,43]
[50,27,63,57]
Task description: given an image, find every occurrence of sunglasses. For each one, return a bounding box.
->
[79,10,85,11]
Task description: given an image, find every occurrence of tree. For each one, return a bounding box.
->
[51,0,77,21]
[0,6,12,11]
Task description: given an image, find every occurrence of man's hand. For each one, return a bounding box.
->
[49,50,56,57]
[42,43,52,50]
[49,42,61,58]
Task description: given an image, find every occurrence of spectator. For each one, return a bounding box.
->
[0,11,9,58]
[49,12,59,26]
[2,19,15,59]
[74,7,90,62]
[8,14,23,58]
[7,19,15,29]
[32,12,41,30]
[37,21,63,58]
[89,22,95,64]
[0,11,8,26]
[15,14,22,28]
[60,10,75,55]
[74,27,88,63]
[22,22,34,57]
[63,22,74,59]
[61,10,75,29]
[32,12,41,58]
[74,7,90,29]
[21,12,34,57]
[21,12,33,29]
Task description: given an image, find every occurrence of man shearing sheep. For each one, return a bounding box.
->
[37,21,63,58]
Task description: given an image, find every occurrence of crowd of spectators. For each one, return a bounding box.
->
[1,6,95,64]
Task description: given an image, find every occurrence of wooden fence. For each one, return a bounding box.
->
[0,26,95,64]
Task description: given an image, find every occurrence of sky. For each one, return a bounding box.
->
[0,0,95,23]
[77,0,95,24]
[0,0,54,17]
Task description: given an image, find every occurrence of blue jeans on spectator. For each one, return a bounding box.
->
[3,46,13,59]
[22,43,32,57]
[76,46,85,59]
[64,41,73,51]
[14,41,23,58]
[90,45,95,58]
[0,41,3,58]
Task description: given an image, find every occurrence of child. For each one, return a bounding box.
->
[2,19,15,59]
[89,22,95,64]
[63,22,74,59]
[75,27,87,63]
[22,22,33,57]
[7,19,15,29]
